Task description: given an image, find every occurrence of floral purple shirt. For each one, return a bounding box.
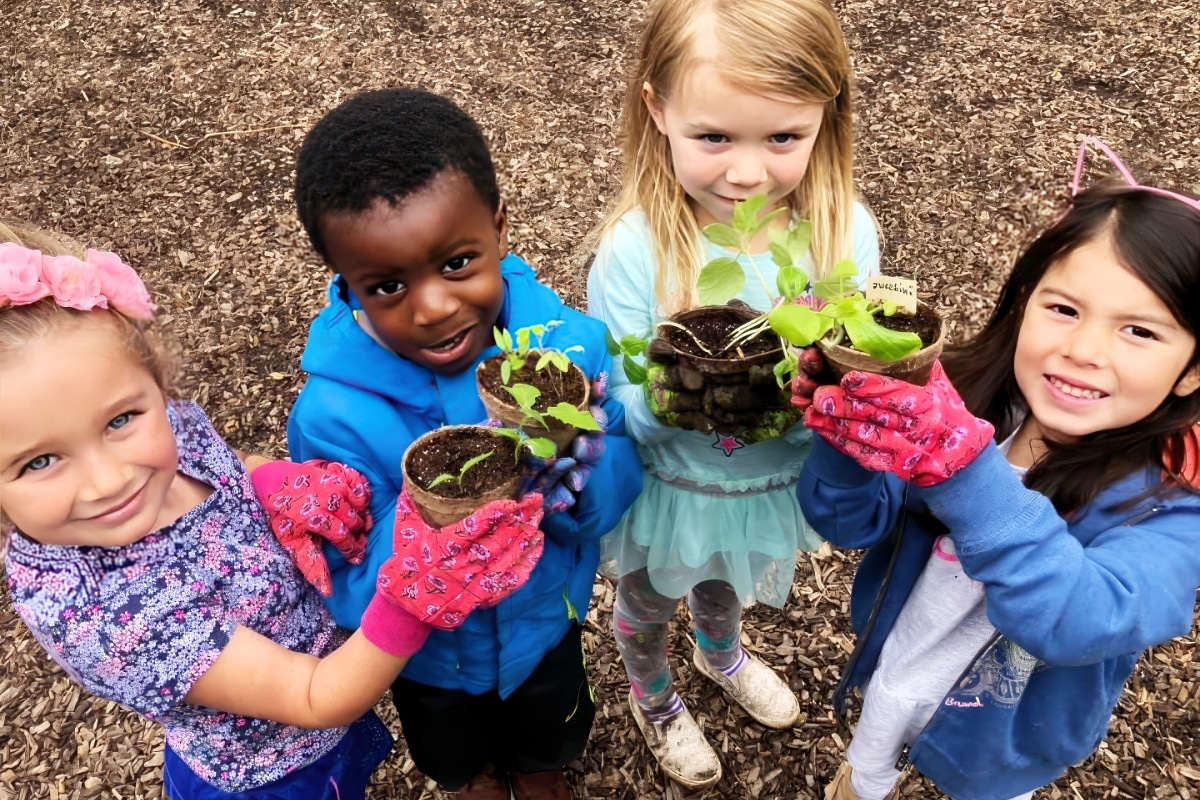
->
[5,401,350,792]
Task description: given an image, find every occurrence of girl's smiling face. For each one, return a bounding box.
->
[0,315,186,547]
[643,60,825,232]
[1013,234,1200,448]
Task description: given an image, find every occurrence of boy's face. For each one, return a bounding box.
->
[321,172,508,376]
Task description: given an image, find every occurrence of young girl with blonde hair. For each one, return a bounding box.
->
[0,220,543,798]
[586,0,880,787]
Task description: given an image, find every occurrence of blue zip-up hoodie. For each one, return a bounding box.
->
[288,254,642,698]
[799,437,1200,800]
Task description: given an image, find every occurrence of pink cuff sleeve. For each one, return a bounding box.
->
[249,459,293,499]
[360,594,432,658]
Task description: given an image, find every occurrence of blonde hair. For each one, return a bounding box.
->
[596,0,858,315]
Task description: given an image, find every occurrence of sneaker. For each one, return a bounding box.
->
[692,648,800,729]
[627,691,722,789]
[452,765,511,800]
[511,769,572,800]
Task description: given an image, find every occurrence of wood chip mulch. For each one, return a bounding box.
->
[1,0,1197,798]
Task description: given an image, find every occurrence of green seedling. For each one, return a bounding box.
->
[493,321,585,385]
[492,426,558,461]
[427,450,495,492]
[503,382,602,432]
[696,195,923,386]
[604,330,649,385]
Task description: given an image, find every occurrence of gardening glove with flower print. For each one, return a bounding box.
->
[521,373,609,513]
[803,361,995,487]
[374,487,546,629]
[251,460,372,597]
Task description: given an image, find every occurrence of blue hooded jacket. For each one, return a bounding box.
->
[288,254,642,698]
[799,437,1200,800]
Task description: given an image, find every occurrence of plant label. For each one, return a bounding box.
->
[865,276,918,315]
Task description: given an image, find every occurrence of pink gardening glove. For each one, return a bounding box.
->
[789,346,828,412]
[375,488,546,629]
[251,460,372,597]
[803,361,995,486]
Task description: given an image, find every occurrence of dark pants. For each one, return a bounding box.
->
[391,625,595,791]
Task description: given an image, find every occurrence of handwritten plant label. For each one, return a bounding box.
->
[865,275,918,315]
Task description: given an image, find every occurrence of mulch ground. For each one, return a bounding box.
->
[1,0,1198,798]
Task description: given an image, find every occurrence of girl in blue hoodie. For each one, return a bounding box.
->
[796,138,1200,800]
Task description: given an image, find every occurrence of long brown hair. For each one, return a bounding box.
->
[943,181,1200,512]
[594,0,858,316]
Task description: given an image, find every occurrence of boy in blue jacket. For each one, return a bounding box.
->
[286,88,642,800]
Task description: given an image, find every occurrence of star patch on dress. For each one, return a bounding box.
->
[712,433,744,457]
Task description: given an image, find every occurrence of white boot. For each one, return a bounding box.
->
[627,692,722,789]
[692,648,800,729]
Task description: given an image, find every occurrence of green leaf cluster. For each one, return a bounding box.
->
[604,329,649,385]
[492,321,583,384]
[502,383,602,433]
[695,196,923,370]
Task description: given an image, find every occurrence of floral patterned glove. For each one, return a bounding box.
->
[251,460,373,597]
[521,374,609,513]
[375,487,546,629]
[803,361,995,487]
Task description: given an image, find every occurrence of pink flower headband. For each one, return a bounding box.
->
[0,243,156,320]
[1071,135,1200,213]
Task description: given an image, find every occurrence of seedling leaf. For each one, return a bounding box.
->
[546,403,602,431]
[768,303,833,347]
[428,473,455,489]
[460,450,495,474]
[841,311,923,361]
[605,329,621,356]
[623,358,648,385]
[702,223,741,249]
[524,437,557,460]
[697,256,745,306]
[619,334,647,356]
[504,383,542,409]
[732,195,769,233]
[776,265,808,302]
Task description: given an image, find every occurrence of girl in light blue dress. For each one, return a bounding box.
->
[585,0,880,788]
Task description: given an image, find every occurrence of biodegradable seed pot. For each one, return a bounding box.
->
[818,302,946,386]
[476,352,591,454]
[402,425,523,527]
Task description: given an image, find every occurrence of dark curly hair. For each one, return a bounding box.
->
[294,88,501,260]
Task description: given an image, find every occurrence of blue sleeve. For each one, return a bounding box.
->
[797,436,907,550]
[288,391,407,630]
[586,216,682,447]
[917,445,1200,666]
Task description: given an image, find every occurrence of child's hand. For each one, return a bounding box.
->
[374,488,546,629]
[521,375,609,513]
[644,360,717,433]
[804,362,995,486]
[251,460,373,597]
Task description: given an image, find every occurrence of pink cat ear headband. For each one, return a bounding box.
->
[0,243,156,320]
[1071,135,1200,213]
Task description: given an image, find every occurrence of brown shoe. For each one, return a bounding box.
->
[453,764,511,800]
[510,770,572,800]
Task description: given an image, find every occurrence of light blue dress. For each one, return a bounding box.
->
[586,206,881,607]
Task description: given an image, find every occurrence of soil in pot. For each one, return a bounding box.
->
[658,308,777,360]
[820,304,946,386]
[477,353,588,411]
[405,427,521,500]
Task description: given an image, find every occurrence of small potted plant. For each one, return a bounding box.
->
[402,425,555,527]
[476,321,601,453]
[695,196,945,386]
